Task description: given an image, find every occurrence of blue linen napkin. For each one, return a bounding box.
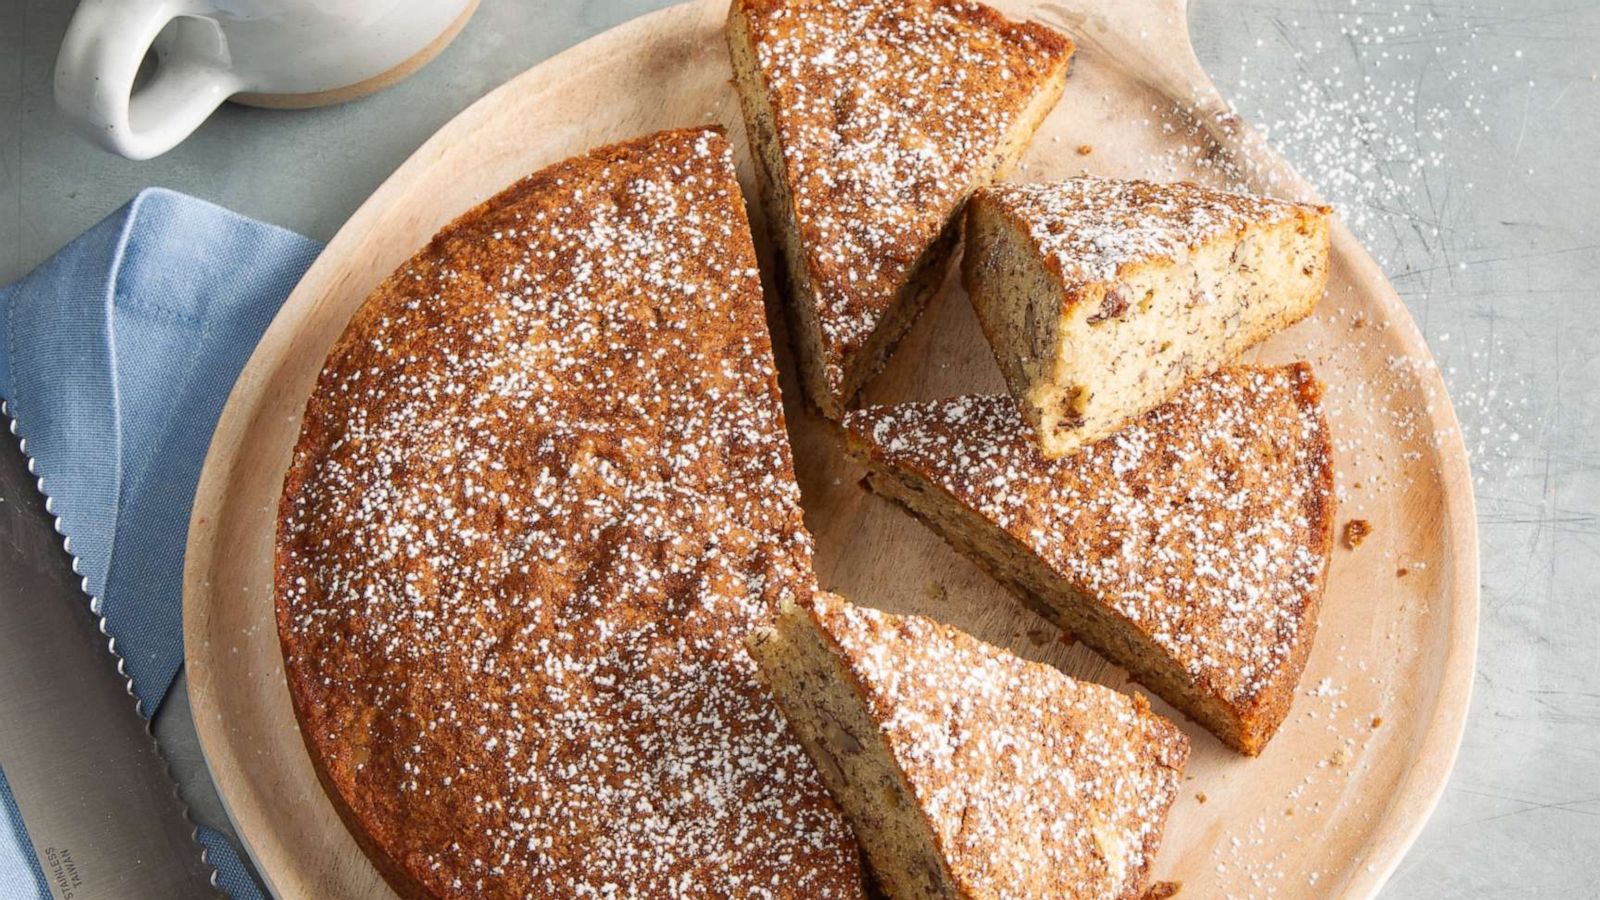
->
[0,188,322,898]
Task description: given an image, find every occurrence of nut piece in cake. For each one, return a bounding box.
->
[842,364,1336,754]
[726,0,1074,418]
[749,592,1188,899]
[963,177,1331,457]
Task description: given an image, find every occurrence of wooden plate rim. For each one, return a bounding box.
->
[182,1,1480,896]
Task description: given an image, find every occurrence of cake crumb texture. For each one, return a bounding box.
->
[963,177,1329,458]
[984,177,1324,289]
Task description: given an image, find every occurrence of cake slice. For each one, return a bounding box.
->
[964,177,1330,457]
[749,592,1188,899]
[727,0,1074,418]
[842,364,1335,754]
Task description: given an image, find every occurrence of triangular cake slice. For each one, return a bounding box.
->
[277,128,864,898]
[750,592,1188,899]
[727,0,1074,418]
[964,177,1330,457]
[842,364,1335,754]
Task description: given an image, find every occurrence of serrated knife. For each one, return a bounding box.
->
[0,404,222,900]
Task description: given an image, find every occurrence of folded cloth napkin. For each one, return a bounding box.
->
[0,188,322,898]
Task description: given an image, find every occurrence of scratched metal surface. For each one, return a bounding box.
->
[2,1,1597,897]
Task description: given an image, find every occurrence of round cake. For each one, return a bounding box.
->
[275,128,862,898]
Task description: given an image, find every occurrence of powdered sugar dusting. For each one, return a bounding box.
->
[807,593,1186,898]
[276,129,859,898]
[986,177,1316,285]
[1200,1,1498,253]
[742,0,1071,380]
[1151,2,1537,491]
[845,365,1333,710]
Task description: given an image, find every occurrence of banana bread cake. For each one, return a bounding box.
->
[749,592,1189,899]
[842,364,1335,754]
[727,0,1074,418]
[276,128,863,898]
[964,178,1330,457]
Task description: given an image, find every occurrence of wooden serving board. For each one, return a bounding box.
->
[183,0,1478,896]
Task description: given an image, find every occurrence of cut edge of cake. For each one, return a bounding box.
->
[726,0,1074,419]
[749,595,964,899]
[841,364,1336,755]
[964,177,1330,458]
[749,592,1189,899]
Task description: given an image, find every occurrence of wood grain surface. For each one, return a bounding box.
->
[182,0,1478,896]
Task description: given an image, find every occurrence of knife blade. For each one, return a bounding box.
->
[0,403,222,900]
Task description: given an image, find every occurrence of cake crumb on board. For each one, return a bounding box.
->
[1343,518,1372,549]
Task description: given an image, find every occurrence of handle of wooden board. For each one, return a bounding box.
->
[1031,0,1322,205]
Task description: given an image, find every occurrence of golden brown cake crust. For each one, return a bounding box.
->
[970,177,1330,304]
[798,593,1189,899]
[276,128,862,899]
[842,364,1335,754]
[729,0,1073,406]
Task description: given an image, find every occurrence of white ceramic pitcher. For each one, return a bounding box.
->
[55,0,479,160]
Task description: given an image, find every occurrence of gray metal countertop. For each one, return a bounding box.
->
[3,1,1597,896]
